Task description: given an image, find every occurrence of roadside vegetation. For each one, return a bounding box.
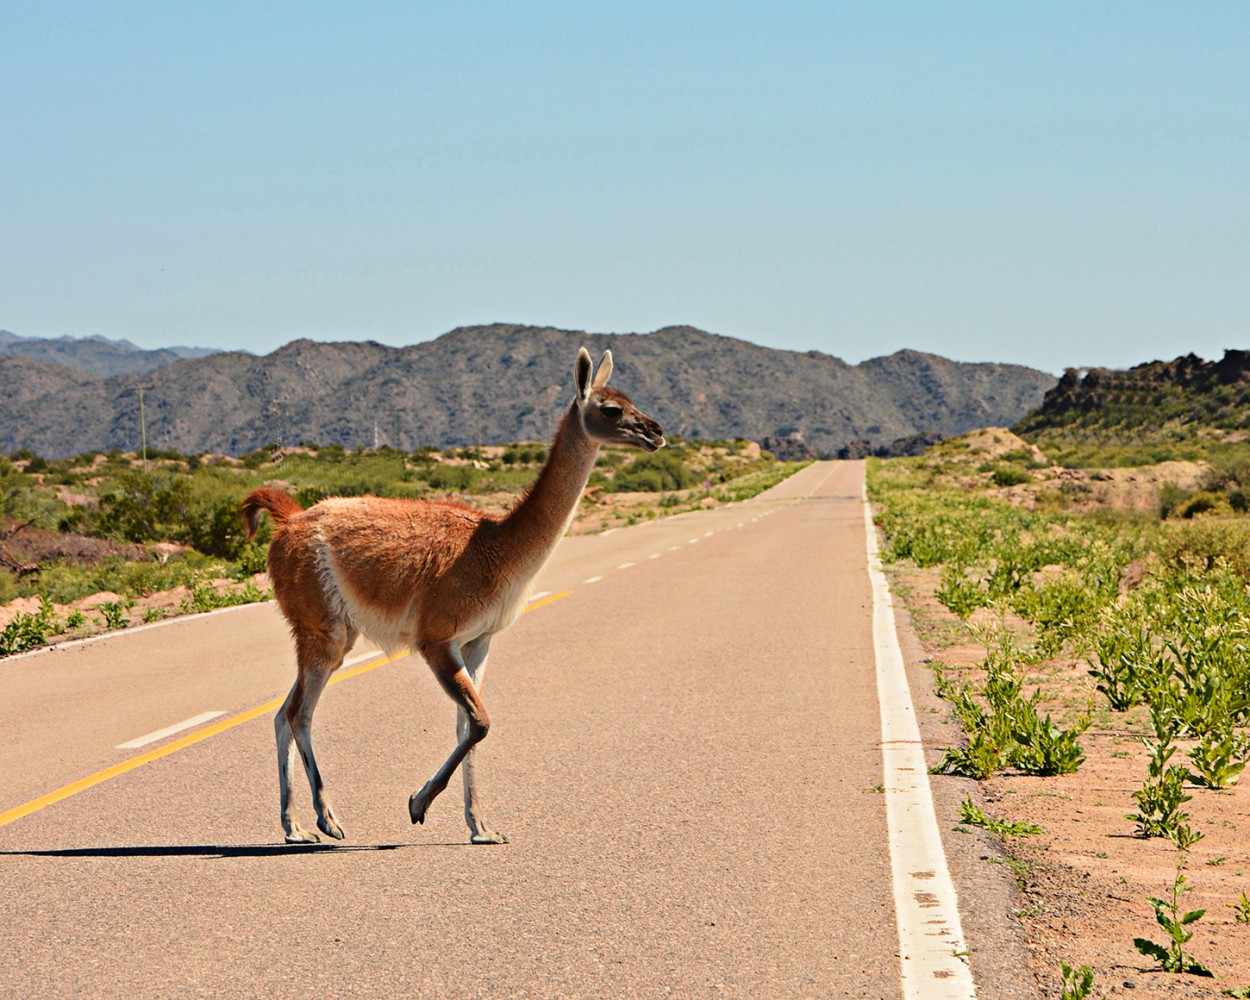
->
[0,438,804,656]
[868,427,1250,995]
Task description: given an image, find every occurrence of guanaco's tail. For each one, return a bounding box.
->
[241,487,304,540]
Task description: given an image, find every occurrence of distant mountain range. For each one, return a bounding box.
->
[0,324,1056,458]
[0,330,220,377]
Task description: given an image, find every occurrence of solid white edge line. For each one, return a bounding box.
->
[116,711,227,750]
[863,487,977,999]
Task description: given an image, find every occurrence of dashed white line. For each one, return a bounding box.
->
[583,576,604,584]
[648,553,661,560]
[688,538,700,544]
[527,591,551,603]
[617,562,636,570]
[117,711,226,750]
[344,649,386,668]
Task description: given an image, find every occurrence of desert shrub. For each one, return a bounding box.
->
[90,471,193,542]
[991,464,1032,487]
[1200,454,1250,492]
[239,446,277,469]
[420,465,475,491]
[184,496,254,559]
[611,451,697,492]
[1173,492,1228,519]
[1158,518,1250,579]
[0,468,69,531]
[0,569,18,604]
[501,445,546,465]
[1158,482,1192,519]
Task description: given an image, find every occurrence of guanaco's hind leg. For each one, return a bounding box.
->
[409,639,493,835]
[276,628,353,844]
[458,635,507,844]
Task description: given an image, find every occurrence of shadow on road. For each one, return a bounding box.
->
[0,842,471,859]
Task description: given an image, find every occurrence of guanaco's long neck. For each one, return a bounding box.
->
[496,401,598,569]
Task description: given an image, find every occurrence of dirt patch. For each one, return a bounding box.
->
[999,461,1208,514]
[0,524,148,567]
[961,426,1047,463]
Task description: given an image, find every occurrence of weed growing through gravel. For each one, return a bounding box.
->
[0,595,67,654]
[96,599,132,629]
[930,628,1087,780]
[1133,853,1214,978]
[180,578,267,614]
[1058,961,1096,999]
[957,797,1042,838]
[1126,714,1201,847]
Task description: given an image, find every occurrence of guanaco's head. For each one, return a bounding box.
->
[574,348,665,452]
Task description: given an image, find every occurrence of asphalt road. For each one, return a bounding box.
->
[0,461,1034,998]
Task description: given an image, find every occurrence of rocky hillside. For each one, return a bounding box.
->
[1014,350,1250,444]
[0,324,1054,458]
[0,330,220,378]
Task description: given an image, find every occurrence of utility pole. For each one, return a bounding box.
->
[389,406,407,481]
[389,407,406,450]
[264,399,288,450]
[126,384,154,473]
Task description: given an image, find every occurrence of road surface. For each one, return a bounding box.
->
[0,461,1033,998]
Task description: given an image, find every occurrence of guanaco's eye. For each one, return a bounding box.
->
[600,403,623,418]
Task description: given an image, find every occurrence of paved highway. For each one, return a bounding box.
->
[0,461,1034,998]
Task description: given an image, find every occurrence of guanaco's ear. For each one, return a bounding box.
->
[575,348,593,403]
[592,349,613,390]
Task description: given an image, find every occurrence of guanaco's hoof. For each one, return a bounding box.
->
[409,789,431,825]
[285,825,320,845]
[470,831,510,845]
[318,815,345,840]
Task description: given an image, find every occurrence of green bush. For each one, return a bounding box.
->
[1173,491,1227,519]
[991,464,1031,487]
[611,450,699,493]
[421,465,475,491]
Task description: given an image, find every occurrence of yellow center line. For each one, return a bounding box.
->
[524,590,572,613]
[0,590,573,831]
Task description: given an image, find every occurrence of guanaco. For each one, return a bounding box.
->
[242,348,664,843]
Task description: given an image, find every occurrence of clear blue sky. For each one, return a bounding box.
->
[3,2,1247,374]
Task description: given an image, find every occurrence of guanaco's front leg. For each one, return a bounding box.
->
[409,640,492,833]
